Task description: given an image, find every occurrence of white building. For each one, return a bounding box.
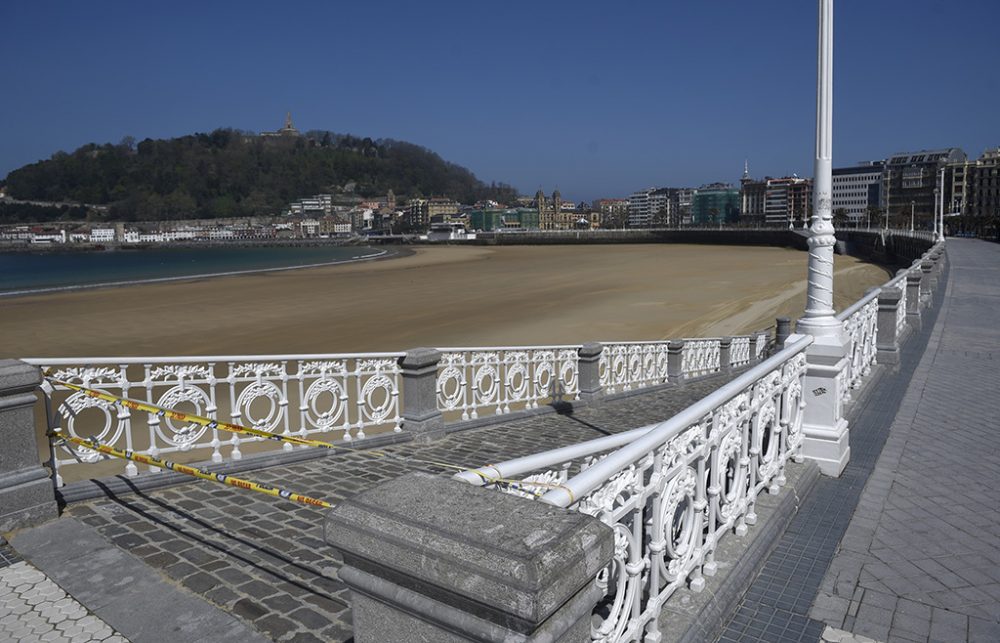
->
[627,188,670,227]
[832,162,883,225]
[90,228,116,243]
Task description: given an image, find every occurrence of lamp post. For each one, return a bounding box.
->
[933,187,940,239]
[910,200,915,232]
[793,0,850,477]
[937,166,946,241]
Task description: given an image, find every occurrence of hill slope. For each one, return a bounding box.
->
[1,129,516,222]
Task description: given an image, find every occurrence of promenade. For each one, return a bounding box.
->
[1,238,995,642]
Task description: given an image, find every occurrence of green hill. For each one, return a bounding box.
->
[1,129,517,222]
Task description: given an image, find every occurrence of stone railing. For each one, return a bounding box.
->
[26,354,405,486]
[455,336,813,641]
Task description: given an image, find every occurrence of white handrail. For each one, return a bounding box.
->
[539,335,813,507]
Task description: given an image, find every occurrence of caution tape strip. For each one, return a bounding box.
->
[45,375,575,503]
[54,432,333,508]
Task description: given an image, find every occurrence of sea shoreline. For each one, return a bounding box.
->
[0,246,410,299]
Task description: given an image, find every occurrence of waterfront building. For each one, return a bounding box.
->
[627,188,672,227]
[883,148,966,226]
[832,161,883,226]
[764,176,812,227]
[692,183,739,224]
[740,162,767,226]
[469,208,540,232]
[89,228,116,243]
[947,147,1000,236]
[593,198,629,228]
[406,198,460,230]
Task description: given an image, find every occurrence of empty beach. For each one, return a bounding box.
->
[4,244,890,358]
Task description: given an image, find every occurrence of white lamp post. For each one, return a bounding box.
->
[910,200,915,232]
[792,0,851,477]
[938,166,946,241]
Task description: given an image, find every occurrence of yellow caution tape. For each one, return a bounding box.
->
[45,375,574,500]
[54,432,333,508]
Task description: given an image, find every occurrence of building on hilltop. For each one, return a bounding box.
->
[261,112,302,138]
[832,161,883,227]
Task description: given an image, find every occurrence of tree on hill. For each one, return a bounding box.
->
[2,129,518,222]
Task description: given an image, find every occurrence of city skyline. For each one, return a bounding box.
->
[1,0,997,204]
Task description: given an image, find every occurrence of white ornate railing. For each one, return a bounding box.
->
[435,346,580,420]
[681,338,722,379]
[836,291,879,402]
[599,343,670,394]
[456,337,812,642]
[26,353,404,485]
[730,336,752,368]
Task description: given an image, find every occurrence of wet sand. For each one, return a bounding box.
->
[3,244,891,358]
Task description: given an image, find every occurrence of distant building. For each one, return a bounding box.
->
[406,198,460,229]
[90,228,116,243]
[627,188,672,227]
[261,112,301,138]
[832,162,883,226]
[949,147,1000,235]
[883,148,966,225]
[740,162,767,225]
[692,184,739,224]
[764,177,812,227]
[593,198,629,227]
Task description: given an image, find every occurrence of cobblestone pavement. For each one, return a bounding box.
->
[808,239,1000,643]
[55,373,739,642]
[0,541,127,643]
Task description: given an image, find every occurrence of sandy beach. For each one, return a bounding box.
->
[4,244,890,358]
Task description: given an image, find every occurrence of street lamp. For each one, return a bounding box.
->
[933,187,940,239]
[910,200,915,232]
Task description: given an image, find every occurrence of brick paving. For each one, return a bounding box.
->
[54,373,739,642]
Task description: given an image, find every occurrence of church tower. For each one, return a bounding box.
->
[552,190,563,229]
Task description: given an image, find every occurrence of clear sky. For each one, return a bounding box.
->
[1,0,997,204]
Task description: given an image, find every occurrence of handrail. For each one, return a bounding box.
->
[835,287,880,322]
[24,352,406,366]
[539,335,813,507]
[453,423,657,485]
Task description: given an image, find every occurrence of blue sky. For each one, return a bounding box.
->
[1,0,997,203]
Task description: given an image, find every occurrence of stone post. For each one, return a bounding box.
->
[876,287,902,365]
[398,348,443,435]
[0,360,58,531]
[667,340,685,385]
[906,270,923,330]
[719,337,733,372]
[576,342,603,402]
[325,472,613,643]
[920,259,934,308]
[775,317,792,350]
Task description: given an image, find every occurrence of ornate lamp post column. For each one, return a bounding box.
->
[788,0,852,477]
[938,166,946,242]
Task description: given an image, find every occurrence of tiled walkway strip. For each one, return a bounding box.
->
[0,540,127,643]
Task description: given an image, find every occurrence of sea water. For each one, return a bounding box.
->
[0,245,385,296]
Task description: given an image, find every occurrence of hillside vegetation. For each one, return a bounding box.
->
[2,129,516,222]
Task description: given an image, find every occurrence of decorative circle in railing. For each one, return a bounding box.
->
[235,381,283,431]
[437,365,466,411]
[154,384,211,448]
[58,389,126,462]
[304,377,347,429]
[361,374,396,424]
[660,467,699,581]
[592,523,640,642]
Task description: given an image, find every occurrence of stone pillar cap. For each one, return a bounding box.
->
[325,472,612,631]
[399,347,442,368]
[0,360,43,393]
